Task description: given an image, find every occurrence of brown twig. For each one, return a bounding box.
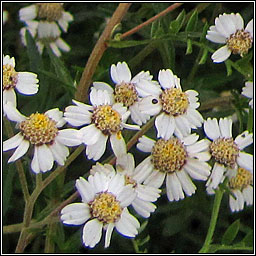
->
[74,3,132,102]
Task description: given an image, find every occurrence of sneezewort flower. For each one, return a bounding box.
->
[206,13,253,63]
[93,61,158,125]
[136,133,211,201]
[3,105,81,174]
[139,69,204,139]
[241,81,253,108]
[64,87,140,161]
[19,3,73,33]
[3,55,39,119]
[90,153,161,218]
[60,171,139,248]
[204,117,253,190]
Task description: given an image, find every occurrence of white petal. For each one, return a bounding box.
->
[8,139,30,163]
[136,136,155,153]
[245,19,253,37]
[176,170,196,196]
[36,144,54,172]
[31,146,40,174]
[19,4,37,21]
[166,172,184,201]
[75,176,95,203]
[4,102,26,123]
[136,184,161,202]
[138,96,162,116]
[129,102,150,126]
[90,87,111,106]
[117,185,136,208]
[219,118,232,138]
[155,113,175,140]
[144,170,166,188]
[3,133,24,152]
[93,81,114,93]
[234,131,253,150]
[237,152,253,173]
[116,153,135,174]
[135,79,162,97]
[16,72,39,95]
[182,133,199,146]
[108,173,125,195]
[55,38,70,52]
[3,89,16,108]
[48,140,69,165]
[61,203,91,225]
[56,129,82,147]
[206,163,225,189]
[133,157,154,183]
[185,108,204,127]
[211,45,231,63]
[174,115,191,137]
[132,198,156,218]
[79,124,102,145]
[204,118,220,140]
[206,30,227,43]
[243,186,253,206]
[186,139,210,154]
[158,69,178,89]
[104,223,115,248]
[85,133,108,161]
[83,219,103,248]
[45,108,65,127]
[111,62,131,84]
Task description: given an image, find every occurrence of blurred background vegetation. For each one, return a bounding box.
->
[2,2,254,254]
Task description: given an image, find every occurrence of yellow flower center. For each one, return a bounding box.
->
[229,168,252,190]
[37,3,64,22]
[124,174,137,188]
[91,105,122,135]
[152,138,187,173]
[210,138,239,168]
[89,192,122,224]
[3,64,18,90]
[226,29,253,57]
[19,113,58,145]
[114,82,138,107]
[160,88,189,116]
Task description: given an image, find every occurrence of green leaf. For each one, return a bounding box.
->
[221,219,240,245]
[225,60,233,76]
[186,38,193,54]
[108,39,153,48]
[185,10,198,32]
[200,21,209,42]
[169,9,186,34]
[199,48,208,64]
[241,230,253,246]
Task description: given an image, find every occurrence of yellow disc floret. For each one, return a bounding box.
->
[89,192,122,224]
[210,138,239,168]
[229,168,252,190]
[91,105,122,135]
[3,64,18,90]
[160,88,189,116]
[37,3,64,22]
[114,82,138,107]
[19,113,58,145]
[152,138,187,173]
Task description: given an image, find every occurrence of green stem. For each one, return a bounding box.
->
[199,188,224,253]
[3,117,30,203]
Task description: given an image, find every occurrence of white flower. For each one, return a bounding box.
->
[93,61,158,125]
[204,117,253,190]
[19,3,73,33]
[139,69,204,139]
[90,153,161,218]
[3,55,39,118]
[206,13,253,63]
[227,167,253,212]
[64,88,140,161]
[242,81,253,108]
[3,105,81,174]
[60,171,139,248]
[136,133,211,201]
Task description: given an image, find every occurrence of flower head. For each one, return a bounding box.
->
[64,88,140,161]
[242,81,253,108]
[3,105,81,174]
[136,133,211,201]
[139,69,204,139]
[206,13,253,63]
[204,117,253,190]
[90,153,161,218]
[60,171,139,248]
[3,55,39,118]
[92,62,158,125]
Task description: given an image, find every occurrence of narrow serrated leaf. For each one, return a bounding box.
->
[186,38,193,54]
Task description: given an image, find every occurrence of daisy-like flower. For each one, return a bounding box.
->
[136,133,211,201]
[19,3,73,33]
[139,69,204,139]
[227,167,253,212]
[3,105,81,174]
[60,171,140,248]
[242,81,253,108]
[90,153,161,218]
[20,21,71,57]
[3,55,39,118]
[93,61,159,125]
[204,117,253,190]
[64,88,140,161]
[206,13,253,63]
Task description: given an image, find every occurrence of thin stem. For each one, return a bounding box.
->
[199,188,224,253]
[3,117,30,203]
[120,3,183,40]
[75,3,131,102]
